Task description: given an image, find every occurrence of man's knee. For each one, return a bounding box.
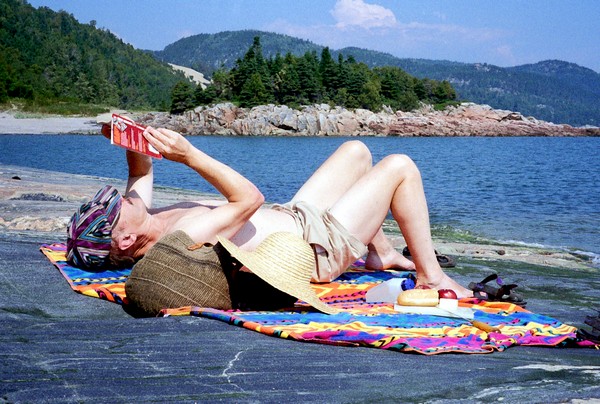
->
[379,154,420,178]
[339,140,372,166]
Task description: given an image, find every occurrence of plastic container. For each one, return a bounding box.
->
[365,277,416,303]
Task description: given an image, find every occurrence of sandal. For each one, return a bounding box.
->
[468,273,527,307]
[576,308,600,344]
[402,246,456,268]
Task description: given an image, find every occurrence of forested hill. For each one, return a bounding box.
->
[393,58,600,127]
[155,31,600,126]
[0,0,189,112]
[154,30,321,77]
[3,0,598,127]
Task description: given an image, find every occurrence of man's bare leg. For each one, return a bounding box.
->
[365,229,416,271]
[291,141,371,209]
[330,154,471,297]
[291,141,413,270]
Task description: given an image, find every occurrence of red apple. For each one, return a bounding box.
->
[438,289,458,299]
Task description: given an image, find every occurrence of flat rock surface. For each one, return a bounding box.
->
[1,165,599,403]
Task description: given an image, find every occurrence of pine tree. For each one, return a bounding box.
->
[376,66,417,110]
[231,36,272,100]
[239,72,271,107]
[319,47,339,97]
[297,51,322,104]
[276,53,301,105]
[170,81,195,114]
[359,77,382,111]
[432,80,457,103]
[346,62,369,106]
[194,84,218,105]
[211,68,232,100]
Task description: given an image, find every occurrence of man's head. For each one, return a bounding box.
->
[66,185,122,269]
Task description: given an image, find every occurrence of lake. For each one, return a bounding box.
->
[1,134,598,263]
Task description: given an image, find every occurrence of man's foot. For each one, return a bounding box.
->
[365,248,416,271]
[416,273,473,299]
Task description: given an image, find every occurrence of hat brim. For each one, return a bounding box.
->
[217,233,338,315]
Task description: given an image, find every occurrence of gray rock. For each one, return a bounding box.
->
[140,102,599,137]
[1,165,598,402]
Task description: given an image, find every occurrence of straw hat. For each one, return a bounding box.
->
[217,232,339,315]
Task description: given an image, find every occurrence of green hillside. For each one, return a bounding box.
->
[0,0,190,113]
[154,30,320,76]
[3,1,598,126]
[392,58,600,127]
[179,36,456,113]
[156,31,600,126]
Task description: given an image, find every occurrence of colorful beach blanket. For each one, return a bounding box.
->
[41,242,592,355]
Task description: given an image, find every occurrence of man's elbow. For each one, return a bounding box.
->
[248,186,265,211]
[233,184,264,215]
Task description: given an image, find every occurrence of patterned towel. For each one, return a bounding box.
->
[41,243,593,355]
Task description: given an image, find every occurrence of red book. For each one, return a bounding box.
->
[110,114,162,159]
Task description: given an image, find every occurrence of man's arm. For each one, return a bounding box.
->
[101,123,154,208]
[124,151,153,208]
[142,127,264,243]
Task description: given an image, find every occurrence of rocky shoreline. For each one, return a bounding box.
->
[138,102,600,137]
[2,102,599,137]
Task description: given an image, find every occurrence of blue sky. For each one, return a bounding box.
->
[29,0,600,72]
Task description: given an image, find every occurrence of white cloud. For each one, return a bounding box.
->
[264,4,511,65]
[331,0,397,29]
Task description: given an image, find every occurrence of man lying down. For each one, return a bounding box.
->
[66,125,470,315]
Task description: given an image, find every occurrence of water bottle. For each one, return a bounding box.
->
[365,275,416,303]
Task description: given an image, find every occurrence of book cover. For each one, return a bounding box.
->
[110,114,162,159]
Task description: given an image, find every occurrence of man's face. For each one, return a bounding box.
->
[114,196,147,235]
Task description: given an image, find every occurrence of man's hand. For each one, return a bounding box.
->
[143,127,192,164]
[141,126,264,244]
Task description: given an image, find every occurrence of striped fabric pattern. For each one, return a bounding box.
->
[66,185,122,269]
[41,244,596,355]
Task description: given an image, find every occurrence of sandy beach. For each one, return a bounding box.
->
[0,111,102,134]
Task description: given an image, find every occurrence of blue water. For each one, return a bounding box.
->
[1,134,599,261]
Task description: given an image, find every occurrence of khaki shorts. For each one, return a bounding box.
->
[272,201,367,283]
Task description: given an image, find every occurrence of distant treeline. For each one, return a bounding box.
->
[0,0,458,118]
[0,0,186,113]
[158,30,600,127]
[171,37,457,114]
